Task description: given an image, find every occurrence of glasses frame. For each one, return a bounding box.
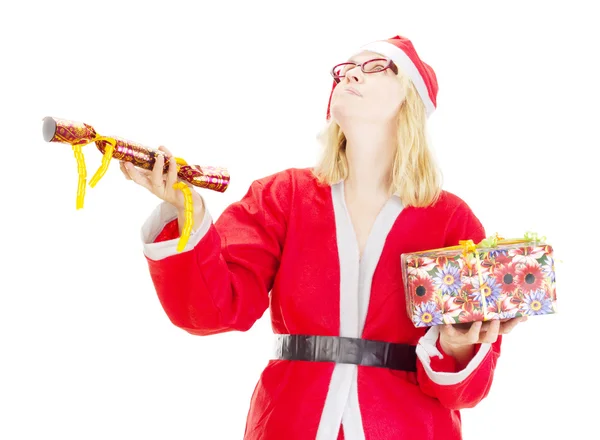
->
[330,58,398,83]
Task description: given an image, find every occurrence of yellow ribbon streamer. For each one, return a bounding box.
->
[72,144,87,209]
[172,182,194,253]
[68,134,194,252]
[88,136,117,188]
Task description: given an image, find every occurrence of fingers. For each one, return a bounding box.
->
[119,161,131,180]
[150,153,165,194]
[480,319,500,343]
[122,161,152,192]
[499,316,527,334]
[440,321,481,350]
[453,323,471,331]
[120,160,152,178]
[466,321,482,343]
[118,146,197,212]
[157,145,179,189]
[158,145,173,156]
[442,315,528,352]
[166,156,178,189]
[478,321,492,333]
[441,323,457,339]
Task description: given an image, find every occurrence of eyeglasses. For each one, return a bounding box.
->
[330,58,398,83]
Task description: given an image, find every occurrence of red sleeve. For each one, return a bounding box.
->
[154,218,180,242]
[142,173,289,336]
[442,198,486,247]
[417,333,502,410]
[416,199,503,410]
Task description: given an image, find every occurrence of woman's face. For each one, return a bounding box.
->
[329,50,406,124]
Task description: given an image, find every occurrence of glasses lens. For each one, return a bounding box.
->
[363,59,389,73]
[332,63,356,78]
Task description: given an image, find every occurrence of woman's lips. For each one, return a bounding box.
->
[345,87,362,97]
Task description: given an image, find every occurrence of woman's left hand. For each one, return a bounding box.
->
[438,316,528,368]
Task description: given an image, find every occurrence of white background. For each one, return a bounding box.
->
[1,0,598,438]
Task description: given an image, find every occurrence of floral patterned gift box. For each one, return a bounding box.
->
[400,232,557,328]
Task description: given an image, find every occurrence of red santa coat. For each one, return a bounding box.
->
[141,167,502,440]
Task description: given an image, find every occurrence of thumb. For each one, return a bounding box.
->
[124,162,152,192]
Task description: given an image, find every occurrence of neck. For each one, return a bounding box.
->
[342,120,397,200]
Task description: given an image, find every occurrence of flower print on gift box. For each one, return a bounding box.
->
[401,233,558,328]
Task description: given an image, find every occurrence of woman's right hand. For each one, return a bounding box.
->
[119,145,204,213]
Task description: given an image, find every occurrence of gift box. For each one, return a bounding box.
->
[400,232,557,328]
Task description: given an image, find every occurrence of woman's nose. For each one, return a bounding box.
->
[344,68,363,83]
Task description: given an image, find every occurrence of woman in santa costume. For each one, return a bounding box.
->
[121,35,526,440]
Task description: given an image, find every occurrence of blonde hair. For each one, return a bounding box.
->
[312,67,443,208]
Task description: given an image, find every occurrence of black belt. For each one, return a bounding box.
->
[275,334,417,372]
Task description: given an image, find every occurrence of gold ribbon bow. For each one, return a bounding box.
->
[415,231,547,256]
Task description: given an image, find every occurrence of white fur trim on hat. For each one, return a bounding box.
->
[356,41,436,117]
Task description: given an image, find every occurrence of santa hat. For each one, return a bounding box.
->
[326,35,438,119]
